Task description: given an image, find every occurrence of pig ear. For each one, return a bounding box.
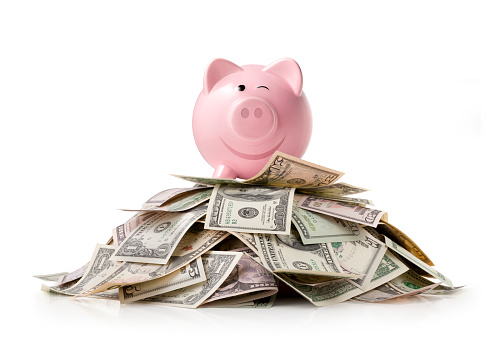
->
[263,58,303,96]
[204,58,243,94]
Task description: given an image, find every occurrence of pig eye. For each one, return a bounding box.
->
[237,85,245,91]
[257,85,269,90]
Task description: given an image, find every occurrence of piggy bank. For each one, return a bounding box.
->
[192,58,312,179]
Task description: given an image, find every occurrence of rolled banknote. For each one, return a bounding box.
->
[296,195,386,228]
[205,184,295,235]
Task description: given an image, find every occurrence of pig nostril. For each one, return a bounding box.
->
[254,108,263,118]
[241,108,249,118]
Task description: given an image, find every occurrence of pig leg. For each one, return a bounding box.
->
[213,164,238,179]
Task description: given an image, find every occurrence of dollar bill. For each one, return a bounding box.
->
[138,251,242,308]
[111,204,207,264]
[75,259,192,298]
[274,250,408,306]
[33,272,69,282]
[76,227,229,298]
[202,292,277,308]
[228,231,259,254]
[352,270,443,302]
[298,182,369,196]
[120,189,212,213]
[166,223,230,273]
[203,252,278,304]
[291,195,366,244]
[243,151,344,188]
[47,245,120,296]
[205,184,295,235]
[331,228,388,290]
[385,236,453,287]
[254,230,357,279]
[143,187,211,207]
[57,262,90,285]
[296,195,386,228]
[376,220,434,266]
[112,212,163,248]
[171,151,344,189]
[89,289,120,300]
[171,174,242,186]
[316,195,374,207]
[119,257,206,303]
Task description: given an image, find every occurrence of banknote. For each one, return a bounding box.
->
[112,212,163,248]
[143,187,211,207]
[331,228,387,290]
[111,204,207,264]
[171,174,242,186]
[291,195,366,244]
[216,236,249,251]
[296,195,386,228]
[138,251,242,308]
[274,250,408,306]
[75,259,194,298]
[47,245,120,296]
[89,289,120,300]
[166,223,230,273]
[352,270,442,302]
[205,184,295,234]
[243,151,344,188]
[203,293,277,308]
[376,220,434,266]
[77,230,229,299]
[228,231,259,254]
[33,272,69,282]
[120,189,212,213]
[254,230,358,279]
[298,182,369,196]
[119,257,206,303]
[385,236,453,287]
[313,195,374,207]
[203,252,278,304]
[57,262,89,285]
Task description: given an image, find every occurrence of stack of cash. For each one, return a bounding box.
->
[34,151,460,308]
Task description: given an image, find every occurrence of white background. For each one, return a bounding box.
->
[1,1,501,340]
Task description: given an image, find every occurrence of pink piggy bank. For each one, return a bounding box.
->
[192,58,312,179]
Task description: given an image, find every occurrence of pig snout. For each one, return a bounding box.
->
[229,97,277,142]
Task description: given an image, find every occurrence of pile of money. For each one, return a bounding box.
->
[34,151,460,308]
